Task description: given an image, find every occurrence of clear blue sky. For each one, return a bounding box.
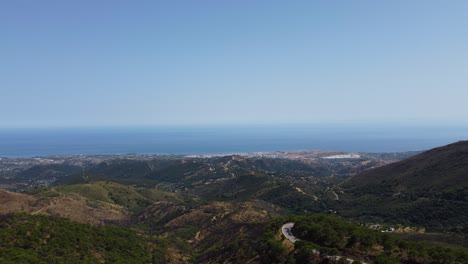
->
[2,0,468,128]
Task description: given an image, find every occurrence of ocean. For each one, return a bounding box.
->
[0,125,467,157]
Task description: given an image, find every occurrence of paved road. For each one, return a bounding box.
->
[281,222,299,243]
[281,222,364,263]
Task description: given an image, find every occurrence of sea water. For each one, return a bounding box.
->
[0,124,466,157]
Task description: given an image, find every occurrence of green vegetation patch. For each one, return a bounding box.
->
[0,213,157,264]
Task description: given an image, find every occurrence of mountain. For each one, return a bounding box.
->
[1,143,468,262]
[343,140,468,193]
[335,141,468,232]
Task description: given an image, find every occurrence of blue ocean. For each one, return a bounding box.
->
[0,125,467,157]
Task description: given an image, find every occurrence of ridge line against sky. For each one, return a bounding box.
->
[1,0,468,128]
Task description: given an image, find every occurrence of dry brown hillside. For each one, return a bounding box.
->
[140,199,285,263]
[0,190,128,224]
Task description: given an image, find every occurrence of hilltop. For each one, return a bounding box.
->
[343,140,468,192]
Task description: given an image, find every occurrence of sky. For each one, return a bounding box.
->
[1,0,468,128]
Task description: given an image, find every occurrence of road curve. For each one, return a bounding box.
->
[281,222,299,243]
[281,222,367,263]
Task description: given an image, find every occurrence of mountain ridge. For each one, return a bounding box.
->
[334,140,468,232]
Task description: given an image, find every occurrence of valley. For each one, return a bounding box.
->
[0,143,467,263]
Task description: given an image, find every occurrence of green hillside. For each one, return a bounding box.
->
[57,181,182,212]
[335,141,468,232]
[343,141,468,193]
[0,213,161,264]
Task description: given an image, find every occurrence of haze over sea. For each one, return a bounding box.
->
[1,125,467,158]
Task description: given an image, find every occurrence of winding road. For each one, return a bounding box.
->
[281,222,299,243]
